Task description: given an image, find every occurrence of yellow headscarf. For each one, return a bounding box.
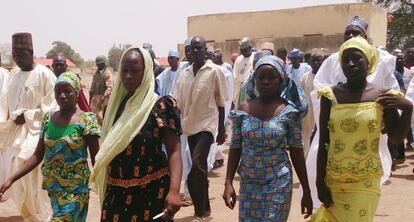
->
[90,47,158,207]
[339,36,379,74]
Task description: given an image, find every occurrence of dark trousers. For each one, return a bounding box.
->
[187,131,213,217]
[407,127,414,144]
[388,139,405,160]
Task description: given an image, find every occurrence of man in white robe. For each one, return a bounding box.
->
[0,63,9,184]
[307,16,399,208]
[172,39,194,206]
[156,50,180,96]
[210,50,234,169]
[300,49,328,158]
[233,37,255,106]
[0,63,8,122]
[0,33,57,221]
[404,68,414,173]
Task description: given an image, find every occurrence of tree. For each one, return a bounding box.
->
[46,41,84,66]
[361,0,414,49]
[107,44,132,71]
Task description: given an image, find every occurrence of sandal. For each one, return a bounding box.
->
[213,159,224,169]
[180,194,193,207]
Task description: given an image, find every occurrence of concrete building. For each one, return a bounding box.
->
[180,3,388,63]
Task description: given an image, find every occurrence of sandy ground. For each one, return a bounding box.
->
[1,146,414,222]
[1,71,414,221]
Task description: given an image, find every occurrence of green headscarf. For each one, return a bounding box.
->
[56,71,81,94]
[90,47,158,207]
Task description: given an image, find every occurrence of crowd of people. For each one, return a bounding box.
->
[0,15,414,222]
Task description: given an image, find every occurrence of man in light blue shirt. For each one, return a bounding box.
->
[287,48,311,85]
[156,50,180,96]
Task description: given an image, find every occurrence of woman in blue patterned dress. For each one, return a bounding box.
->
[0,71,101,221]
[223,56,313,221]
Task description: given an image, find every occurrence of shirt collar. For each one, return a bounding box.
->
[189,60,214,74]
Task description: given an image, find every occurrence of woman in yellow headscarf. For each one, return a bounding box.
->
[312,37,413,222]
[90,47,182,221]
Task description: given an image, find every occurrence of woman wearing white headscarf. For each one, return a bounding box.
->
[90,47,182,221]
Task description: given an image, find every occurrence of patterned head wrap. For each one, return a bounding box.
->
[56,71,81,94]
[12,32,33,50]
[339,36,379,74]
[245,55,308,114]
[240,37,252,50]
[346,16,368,34]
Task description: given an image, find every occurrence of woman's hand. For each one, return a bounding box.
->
[316,180,333,208]
[223,183,237,209]
[0,180,13,201]
[301,191,313,219]
[377,93,413,111]
[164,191,181,219]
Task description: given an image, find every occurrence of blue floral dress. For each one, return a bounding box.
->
[230,104,303,222]
[41,112,101,222]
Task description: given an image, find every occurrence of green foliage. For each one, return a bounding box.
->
[107,44,132,71]
[362,0,414,49]
[46,41,84,66]
[387,2,414,49]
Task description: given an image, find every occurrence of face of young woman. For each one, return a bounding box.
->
[120,51,145,95]
[255,64,283,98]
[341,48,369,83]
[55,82,77,110]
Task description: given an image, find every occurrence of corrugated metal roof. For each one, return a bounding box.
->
[35,59,77,68]
[155,57,169,67]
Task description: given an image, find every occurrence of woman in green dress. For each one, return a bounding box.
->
[0,71,101,221]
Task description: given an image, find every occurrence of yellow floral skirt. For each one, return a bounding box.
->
[311,178,380,222]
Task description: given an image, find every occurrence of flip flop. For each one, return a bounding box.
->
[213,159,224,169]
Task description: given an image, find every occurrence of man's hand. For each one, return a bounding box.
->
[216,126,226,145]
[14,113,25,125]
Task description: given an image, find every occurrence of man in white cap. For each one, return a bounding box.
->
[172,38,194,207]
[287,48,311,85]
[156,50,180,96]
[261,42,274,56]
[233,37,255,106]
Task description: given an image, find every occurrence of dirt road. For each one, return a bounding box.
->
[1,147,414,222]
[1,72,414,221]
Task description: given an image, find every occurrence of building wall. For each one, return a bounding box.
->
[182,3,388,64]
[366,5,388,47]
[179,34,343,64]
[187,3,387,48]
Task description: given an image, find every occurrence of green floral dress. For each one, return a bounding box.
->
[41,112,101,222]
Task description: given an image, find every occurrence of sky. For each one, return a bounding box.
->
[1,0,357,60]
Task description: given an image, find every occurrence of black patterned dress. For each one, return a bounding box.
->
[101,96,181,222]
